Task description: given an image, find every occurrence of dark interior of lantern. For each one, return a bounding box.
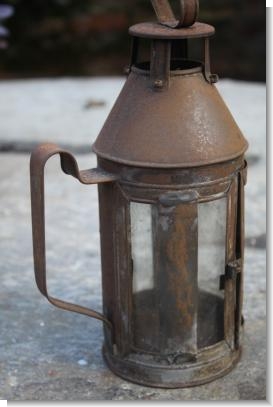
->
[130,199,226,355]
[131,36,205,74]
[134,59,203,73]
[133,289,224,352]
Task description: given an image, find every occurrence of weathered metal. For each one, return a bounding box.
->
[30,0,248,389]
[30,144,116,332]
[150,0,199,28]
[97,157,247,387]
[93,64,246,166]
[129,21,215,39]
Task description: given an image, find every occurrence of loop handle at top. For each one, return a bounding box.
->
[151,0,199,28]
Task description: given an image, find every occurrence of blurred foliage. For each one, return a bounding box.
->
[0,0,266,81]
[0,4,13,48]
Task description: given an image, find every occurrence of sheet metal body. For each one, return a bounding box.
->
[30,0,248,388]
[97,157,247,387]
[93,63,247,167]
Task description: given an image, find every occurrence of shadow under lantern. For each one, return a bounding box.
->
[30,0,249,388]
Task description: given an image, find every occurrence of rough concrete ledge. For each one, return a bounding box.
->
[0,78,266,401]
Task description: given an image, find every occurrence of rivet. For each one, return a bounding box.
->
[154,79,164,88]
[210,74,219,84]
[124,66,131,75]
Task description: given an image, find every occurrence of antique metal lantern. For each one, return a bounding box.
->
[30,0,248,388]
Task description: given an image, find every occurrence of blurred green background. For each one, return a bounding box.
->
[0,0,266,81]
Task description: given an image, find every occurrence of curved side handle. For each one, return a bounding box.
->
[30,143,118,333]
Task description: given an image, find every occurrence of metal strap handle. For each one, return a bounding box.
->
[30,143,118,332]
[151,0,199,28]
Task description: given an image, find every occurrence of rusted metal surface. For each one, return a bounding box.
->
[103,338,241,389]
[204,37,219,84]
[235,162,248,348]
[99,156,245,189]
[96,158,247,387]
[31,144,247,388]
[224,179,238,349]
[30,0,248,389]
[150,40,171,89]
[111,184,132,356]
[157,193,198,356]
[129,22,215,40]
[30,143,117,333]
[93,69,248,168]
[94,14,247,168]
[151,0,199,28]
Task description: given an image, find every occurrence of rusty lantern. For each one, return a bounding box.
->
[30,0,248,388]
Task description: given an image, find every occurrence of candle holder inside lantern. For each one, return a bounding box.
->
[30,0,248,388]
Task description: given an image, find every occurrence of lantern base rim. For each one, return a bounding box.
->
[102,343,242,389]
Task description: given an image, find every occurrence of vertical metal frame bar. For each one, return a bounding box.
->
[98,183,117,350]
[150,40,171,89]
[155,191,198,357]
[235,166,247,348]
[224,178,238,349]
[112,185,132,356]
[204,37,218,84]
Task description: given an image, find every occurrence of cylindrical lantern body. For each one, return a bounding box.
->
[97,158,247,387]
[92,24,248,385]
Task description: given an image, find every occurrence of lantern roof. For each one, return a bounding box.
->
[129,22,215,40]
[93,0,248,168]
[92,66,248,168]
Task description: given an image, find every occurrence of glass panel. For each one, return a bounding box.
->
[197,198,227,348]
[198,199,227,293]
[130,202,158,352]
[130,202,154,293]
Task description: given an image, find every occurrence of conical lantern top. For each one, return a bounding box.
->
[93,0,248,168]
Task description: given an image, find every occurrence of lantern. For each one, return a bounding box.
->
[30,0,248,388]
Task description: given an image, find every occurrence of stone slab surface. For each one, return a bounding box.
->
[0,78,265,156]
[0,78,124,152]
[0,79,266,401]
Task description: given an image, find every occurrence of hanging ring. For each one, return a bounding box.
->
[151,0,199,28]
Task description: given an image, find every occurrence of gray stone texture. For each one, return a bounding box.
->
[0,79,266,400]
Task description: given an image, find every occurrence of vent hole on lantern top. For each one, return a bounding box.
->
[133,59,203,75]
